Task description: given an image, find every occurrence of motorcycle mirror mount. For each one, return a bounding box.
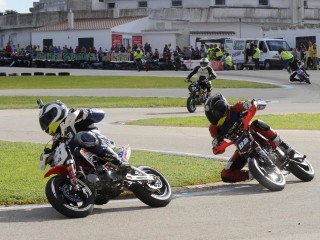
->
[37,99,44,109]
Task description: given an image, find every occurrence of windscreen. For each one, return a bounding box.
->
[266,40,290,51]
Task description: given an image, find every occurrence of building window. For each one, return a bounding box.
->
[138,1,148,8]
[215,0,225,5]
[304,1,308,8]
[108,3,115,8]
[172,1,182,7]
[99,0,104,2]
[259,0,269,6]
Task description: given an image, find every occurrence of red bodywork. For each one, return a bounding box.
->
[44,165,68,178]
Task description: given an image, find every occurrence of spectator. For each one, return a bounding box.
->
[153,48,160,60]
[312,43,318,70]
[200,44,206,58]
[252,44,260,70]
[120,45,126,53]
[98,47,104,62]
[223,52,233,70]
[307,41,314,69]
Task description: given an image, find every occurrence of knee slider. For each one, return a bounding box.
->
[252,119,270,131]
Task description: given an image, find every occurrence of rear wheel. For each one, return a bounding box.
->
[187,96,197,113]
[129,166,172,208]
[248,157,286,191]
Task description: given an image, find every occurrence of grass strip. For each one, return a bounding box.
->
[0,140,224,205]
[126,114,320,130]
[0,76,275,89]
[0,96,243,109]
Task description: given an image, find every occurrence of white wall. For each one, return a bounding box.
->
[143,33,177,55]
[0,28,32,49]
[32,29,112,50]
[263,27,320,52]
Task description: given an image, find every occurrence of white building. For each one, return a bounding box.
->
[2,0,320,53]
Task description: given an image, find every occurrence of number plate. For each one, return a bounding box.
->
[235,133,252,153]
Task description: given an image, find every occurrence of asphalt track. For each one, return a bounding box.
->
[0,67,320,240]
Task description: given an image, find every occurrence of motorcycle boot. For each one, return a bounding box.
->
[103,146,131,174]
[272,135,295,158]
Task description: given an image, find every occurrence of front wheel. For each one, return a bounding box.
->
[187,96,197,113]
[248,157,286,191]
[129,166,172,208]
[45,175,94,218]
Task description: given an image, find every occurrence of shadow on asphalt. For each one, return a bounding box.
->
[174,179,304,198]
[0,204,151,222]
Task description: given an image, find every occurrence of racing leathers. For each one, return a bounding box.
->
[186,65,217,95]
[54,108,129,170]
[209,100,293,183]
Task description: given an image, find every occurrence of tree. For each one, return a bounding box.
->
[4,10,18,15]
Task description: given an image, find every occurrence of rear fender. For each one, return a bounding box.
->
[44,165,68,178]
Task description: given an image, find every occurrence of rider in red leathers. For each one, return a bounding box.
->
[204,94,294,183]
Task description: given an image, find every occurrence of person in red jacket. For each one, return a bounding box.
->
[204,94,294,182]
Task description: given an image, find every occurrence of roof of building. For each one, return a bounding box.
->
[190,31,236,36]
[33,16,146,32]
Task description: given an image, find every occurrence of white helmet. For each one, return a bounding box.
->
[200,58,209,69]
[39,100,68,135]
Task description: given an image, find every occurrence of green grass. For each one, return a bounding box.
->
[127,114,320,130]
[0,96,243,109]
[0,76,275,89]
[0,140,224,205]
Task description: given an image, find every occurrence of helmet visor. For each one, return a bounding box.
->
[39,108,57,132]
[200,62,208,68]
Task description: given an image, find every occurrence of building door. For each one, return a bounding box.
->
[43,39,53,48]
[78,38,94,52]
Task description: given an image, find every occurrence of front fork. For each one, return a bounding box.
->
[65,159,78,187]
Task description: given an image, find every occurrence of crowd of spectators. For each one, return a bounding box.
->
[1,42,205,63]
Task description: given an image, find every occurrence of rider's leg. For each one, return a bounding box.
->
[221,151,251,182]
[251,120,295,157]
[74,131,130,170]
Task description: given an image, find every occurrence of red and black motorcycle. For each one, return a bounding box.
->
[38,102,172,218]
[213,99,314,191]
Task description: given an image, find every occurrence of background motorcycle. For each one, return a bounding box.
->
[289,61,311,84]
[213,99,314,191]
[186,79,209,113]
[38,101,172,218]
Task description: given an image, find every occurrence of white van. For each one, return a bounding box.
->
[195,37,291,70]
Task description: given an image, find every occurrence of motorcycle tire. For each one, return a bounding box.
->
[45,175,94,218]
[187,96,197,113]
[248,157,286,191]
[288,154,315,182]
[129,166,172,208]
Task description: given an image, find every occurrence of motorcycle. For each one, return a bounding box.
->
[186,79,209,113]
[37,100,172,218]
[213,99,314,191]
[289,62,311,84]
[173,53,187,71]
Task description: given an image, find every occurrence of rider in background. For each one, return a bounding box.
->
[184,58,217,97]
[204,94,295,183]
[38,100,130,172]
[278,48,309,81]
[133,48,144,72]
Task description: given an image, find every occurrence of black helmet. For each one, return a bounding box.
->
[204,94,229,126]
